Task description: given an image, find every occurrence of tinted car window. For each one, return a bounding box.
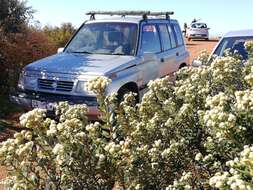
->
[167,24,177,48]
[158,24,172,51]
[172,24,184,46]
[191,23,207,28]
[213,37,253,60]
[140,24,161,53]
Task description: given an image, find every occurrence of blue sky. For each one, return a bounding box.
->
[27,0,253,37]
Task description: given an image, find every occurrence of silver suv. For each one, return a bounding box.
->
[12,11,189,117]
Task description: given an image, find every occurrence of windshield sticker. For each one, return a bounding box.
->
[143,25,156,32]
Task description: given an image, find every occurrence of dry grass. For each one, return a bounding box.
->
[0,166,7,190]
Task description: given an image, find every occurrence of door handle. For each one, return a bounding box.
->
[160,58,165,62]
[176,52,179,56]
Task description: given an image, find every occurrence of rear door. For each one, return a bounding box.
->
[168,23,186,73]
[157,23,176,77]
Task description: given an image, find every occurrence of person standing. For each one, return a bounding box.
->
[192,18,197,23]
[183,23,187,37]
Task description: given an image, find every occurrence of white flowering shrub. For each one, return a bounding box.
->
[0,104,116,189]
[1,42,253,189]
[209,145,253,190]
[196,49,210,65]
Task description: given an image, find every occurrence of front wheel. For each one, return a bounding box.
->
[117,87,138,104]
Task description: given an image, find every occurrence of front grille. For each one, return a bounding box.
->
[22,89,98,106]
[38,79,74,92]
[191,34,207,37]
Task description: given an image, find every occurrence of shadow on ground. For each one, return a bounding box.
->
[0,95,25,142]
[0,119,23,142]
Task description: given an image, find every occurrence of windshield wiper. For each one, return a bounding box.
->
[112,52,126,55]
[68,51,93,54]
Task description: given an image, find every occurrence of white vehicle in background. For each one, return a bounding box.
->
[192,29,253,67]
[211,29,253,59]
[186,22,209,41]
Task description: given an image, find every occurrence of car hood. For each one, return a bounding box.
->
[25,53,136,76]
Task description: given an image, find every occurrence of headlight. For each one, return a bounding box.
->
[18,69,38,89]
[24,70,40,77]
[18,75,25,90]
[24,77,37,88]
[76,81,93,94]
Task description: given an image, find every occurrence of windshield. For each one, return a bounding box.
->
[65,22,138,56]
[191,23,207,29]
[213,37,253,60]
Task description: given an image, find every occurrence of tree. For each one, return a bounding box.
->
[0,1,56,95]
[0,0,33,33]
[43,23,76,48]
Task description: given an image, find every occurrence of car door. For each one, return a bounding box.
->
[157,24,176,77]
[167,23,183,73]
[138,23,162,86]
[172,24,188,71]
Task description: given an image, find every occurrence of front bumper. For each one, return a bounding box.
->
[189,34,208,39]
[10,90,100,117]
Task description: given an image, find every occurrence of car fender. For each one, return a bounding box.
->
[106,66,140,96]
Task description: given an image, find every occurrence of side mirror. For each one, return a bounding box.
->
[142,52,156,62]
[57,47,64,54]
[192,59,203,67]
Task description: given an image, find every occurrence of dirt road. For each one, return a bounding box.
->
[186,38,219,62]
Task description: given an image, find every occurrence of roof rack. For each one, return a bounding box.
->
[86,11,174,20]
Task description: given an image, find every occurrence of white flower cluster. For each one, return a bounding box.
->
[166,172,192,190]
[204,93,236,130]
[196,50,210,65]
[244,66,253,87]
[245,41,253,58]
[235,90,253,112]
[87,76,111,95]
[210,145,253,190]
[19,108,46,128]
[211,56,240,83]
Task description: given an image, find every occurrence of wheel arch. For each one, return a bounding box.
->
[179,62,188,69]
[117,81,139,101]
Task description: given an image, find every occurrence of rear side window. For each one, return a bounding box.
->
[140,24,161,53]
[173,24,184,46]
[167,24,177,48]
[158,24,172,51]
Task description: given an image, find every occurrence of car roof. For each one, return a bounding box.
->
[86,17,178,24]
[191,22,206,25]
[224,29,253,38]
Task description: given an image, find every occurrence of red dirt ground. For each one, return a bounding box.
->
[186,38,219,62]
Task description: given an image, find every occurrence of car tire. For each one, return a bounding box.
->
[117,87,138,104]
[205,38,209,41]
[188,38,191,41]
[179,63,187,69]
